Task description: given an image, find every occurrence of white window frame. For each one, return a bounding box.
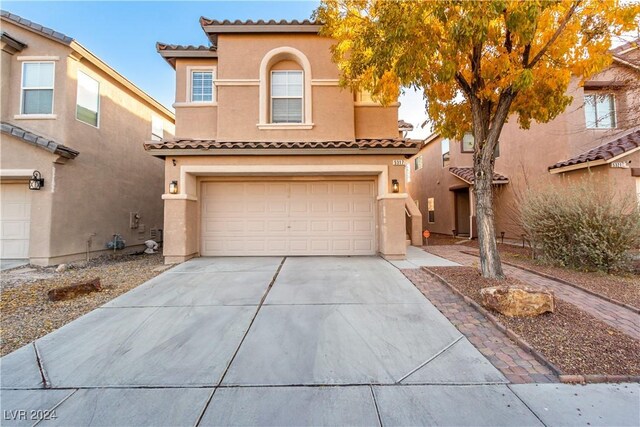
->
[270,70,304,124]
[584,93,617,129]
[75,70,100,128]
[19,61,55,117]
[151,115,163,141]
[186,66,216,105]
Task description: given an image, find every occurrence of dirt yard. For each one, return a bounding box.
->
[1,253,167,356]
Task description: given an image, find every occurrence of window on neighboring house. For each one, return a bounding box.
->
[414,155,423,171]
[191,70,214,102]
[76,71,100,127]
[462,132,474,153]
[427,197,435,223]
[442,139,450,168]
[405,164,411,183]
[151,116,163,141]
[21,62,54,114]
[584,93,616,129]
[461,133,500,158]
[271,70,303,123]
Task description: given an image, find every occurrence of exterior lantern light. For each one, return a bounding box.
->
[29,170,44,190]
[391,179,400,193]
[169,180,178,194]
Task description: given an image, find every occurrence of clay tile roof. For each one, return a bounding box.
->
[144,138,422,153]
[1,122,79,159]
[449,167,509,185]
[156,42,216,52]
[0,10,73,45]
[200,17,320,26]
[398,120,414,132]
[549,129,640,171]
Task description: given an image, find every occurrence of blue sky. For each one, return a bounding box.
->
[3,1,431,137]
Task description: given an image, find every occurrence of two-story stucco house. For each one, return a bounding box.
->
[145,18,423,264]
[407,39,640,240]
[0,11,175,266]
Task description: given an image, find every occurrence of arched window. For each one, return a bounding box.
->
[258,47,313,129]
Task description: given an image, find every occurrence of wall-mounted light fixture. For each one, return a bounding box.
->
[169,180,178,194]
[391,179,400,193]
[29,170,44,190]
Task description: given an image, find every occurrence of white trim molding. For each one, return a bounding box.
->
[173,102,217,108]
[0,168,36,180]
[258,46,313,127]
[17,56,59,61]
[13,114,57,120]
[256,123,314,130]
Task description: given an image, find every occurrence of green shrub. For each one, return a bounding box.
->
[520,178,640,273]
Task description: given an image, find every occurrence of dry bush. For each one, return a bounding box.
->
[520,178,640,273]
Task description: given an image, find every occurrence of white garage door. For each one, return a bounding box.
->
[201,180,376,256]
[0,184,31,259]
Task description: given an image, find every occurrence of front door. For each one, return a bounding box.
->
[455,189,470,237]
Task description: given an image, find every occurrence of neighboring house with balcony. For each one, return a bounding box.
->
[0,11,175,266]
[407,39,640,239]
[145,17,422,264]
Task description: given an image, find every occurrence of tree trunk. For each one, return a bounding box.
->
[473,149,505,279]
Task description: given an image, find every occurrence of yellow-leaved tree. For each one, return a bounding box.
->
[315,0,639,279]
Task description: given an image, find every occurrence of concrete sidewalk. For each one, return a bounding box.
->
[1,256,638,426]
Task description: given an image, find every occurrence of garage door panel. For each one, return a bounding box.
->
[1,184,31,259]
[201,181,376,256]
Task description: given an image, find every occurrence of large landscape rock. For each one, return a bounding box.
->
[480,286,555,317]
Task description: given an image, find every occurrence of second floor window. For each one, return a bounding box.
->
[21,62,54,115]
[76,71,100,127]
[271,70,303,123]
[151,116,163,141]
[442,139,450,168]
[191,70,214,102]
[584,93,616,129]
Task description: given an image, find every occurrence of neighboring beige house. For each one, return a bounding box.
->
[407,39,640,240]
[0,11,175,266]
[145,18,422,264]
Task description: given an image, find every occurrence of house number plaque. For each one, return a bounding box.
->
[392,160,405,166]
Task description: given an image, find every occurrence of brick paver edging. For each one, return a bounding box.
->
[421,266,640,384]
[420,267,563,378]
[460,250,640,314]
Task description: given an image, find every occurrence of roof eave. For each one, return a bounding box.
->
[549,145,640,174]
[145,147,421,156]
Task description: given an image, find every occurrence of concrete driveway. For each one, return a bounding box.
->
[1,256,638,426]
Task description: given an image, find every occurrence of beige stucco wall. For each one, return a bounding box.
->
[1,20,175,265]
[170,33,399,141]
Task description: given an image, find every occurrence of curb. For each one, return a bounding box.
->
[421,266,640,384]
[460,250,640,314]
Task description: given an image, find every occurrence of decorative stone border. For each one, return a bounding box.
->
[421,266,640,384]
[460,250,640,314]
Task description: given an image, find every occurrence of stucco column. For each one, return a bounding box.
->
[377,193,408,260]
[161,194,198,264]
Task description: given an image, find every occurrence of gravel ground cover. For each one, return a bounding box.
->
[458,241,640,309]
[429,266,640,376]
[421,233,639,308]
[1,253,166,356]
